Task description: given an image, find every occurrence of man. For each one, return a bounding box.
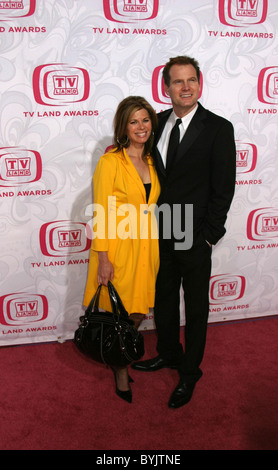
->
[132,56,236,408]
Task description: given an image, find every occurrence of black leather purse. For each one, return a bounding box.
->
[74,281,144,367]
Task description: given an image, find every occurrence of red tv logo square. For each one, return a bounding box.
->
[33,64,90,106]
[258,67,278,105]
[0,147,42,187]
[39,220,91,257]
[210,275,246,304]
[0,0,35,20]
[103,0,159,23]
[236,141,257,174]
[218,0,268,27]
[0,293,48,326]
[247,207,278,241]
[152,66,203,105]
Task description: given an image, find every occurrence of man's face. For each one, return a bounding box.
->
[165,64,200,117]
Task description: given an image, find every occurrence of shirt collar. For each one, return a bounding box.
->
[172,103,199,129]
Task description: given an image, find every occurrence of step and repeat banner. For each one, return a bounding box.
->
[0,0,278,346]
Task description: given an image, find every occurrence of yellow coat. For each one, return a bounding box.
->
[83,148,160,314]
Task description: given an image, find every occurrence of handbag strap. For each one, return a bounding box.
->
[85,282,129,321]
[85,284,102,315]
[107,281,129,319]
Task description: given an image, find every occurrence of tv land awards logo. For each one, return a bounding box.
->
[0,147,42,187]
[236,141,257,174]
[0,0,23,8]
[152,66,203,105]
[123,0,147,11]
[246,67,278,115]
[218,0,268,26]
[39,221,91,257]
[32,64,90,106]
[235,141,262,186]
[258,67,278,105]
[236,140,262,186]
[247,208,278,241]
[209,275,246,304]
[0,293,48,326]
[0,0,36,19]
[103,0,159,23]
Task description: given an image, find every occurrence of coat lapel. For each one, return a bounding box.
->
[120,149,146,200]
[120,149,158,204]
[148,161,160,205]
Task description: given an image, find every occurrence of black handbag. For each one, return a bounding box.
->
[74,281,144,367]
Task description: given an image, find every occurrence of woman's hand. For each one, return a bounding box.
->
[97,251,114,286]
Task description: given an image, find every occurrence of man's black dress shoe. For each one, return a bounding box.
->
[168,378,195,408]
[131,356,179,372]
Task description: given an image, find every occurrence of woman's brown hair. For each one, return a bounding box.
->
[113,96,157,159]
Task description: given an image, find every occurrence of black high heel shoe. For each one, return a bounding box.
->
[111,368,133,403]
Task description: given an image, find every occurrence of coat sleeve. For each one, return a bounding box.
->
[91,154,117,252]
[202,119,236,245]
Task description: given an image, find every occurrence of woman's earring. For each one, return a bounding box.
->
[117,136,129,146]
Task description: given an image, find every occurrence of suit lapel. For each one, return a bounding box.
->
[154,109,172,146]
[154,104,208,173]
[154,109,172,177]
[174,104,207,166]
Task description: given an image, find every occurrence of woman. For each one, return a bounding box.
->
[83,96,160,403]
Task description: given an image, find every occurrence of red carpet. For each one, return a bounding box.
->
[0,317,277,450]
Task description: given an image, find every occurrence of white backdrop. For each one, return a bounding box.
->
[0,0,278,346]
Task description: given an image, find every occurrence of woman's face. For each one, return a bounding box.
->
[126,108,152,147]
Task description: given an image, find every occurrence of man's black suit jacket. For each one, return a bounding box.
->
[154,103,236,247]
